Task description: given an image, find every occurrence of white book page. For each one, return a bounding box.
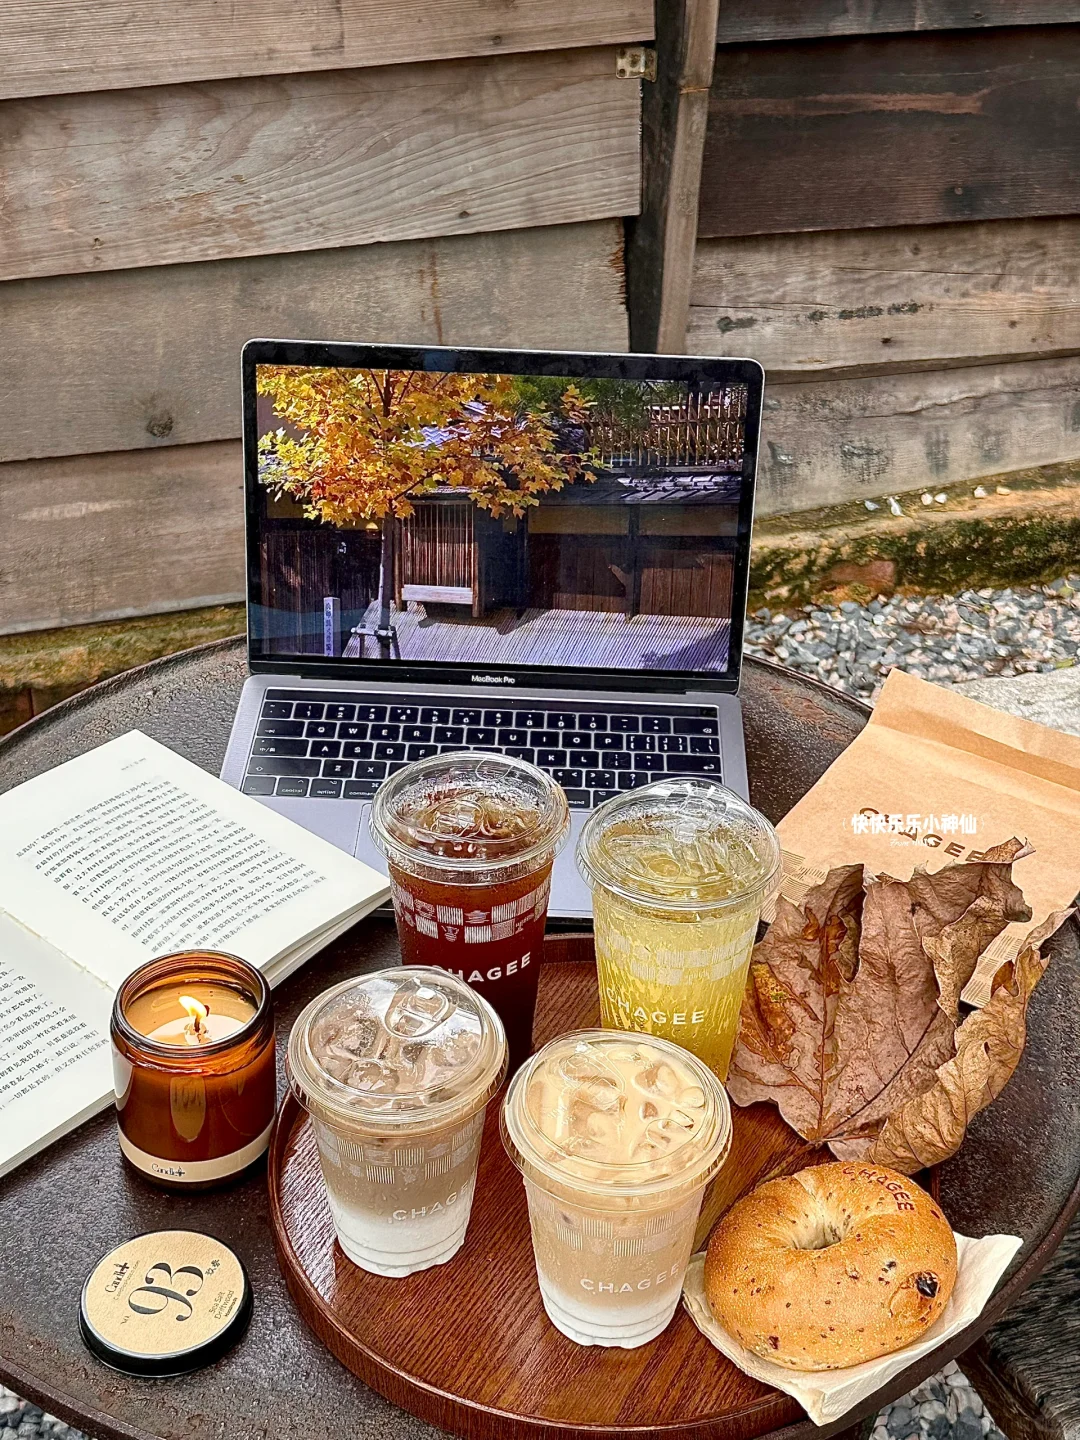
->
[0,912,114,1179]
[0,731,389,992]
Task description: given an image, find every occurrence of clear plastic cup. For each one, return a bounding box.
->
[288,967,507,1276]
[370,751,569,1073]
[501,1029,731,1347]
[577,778,781,1080]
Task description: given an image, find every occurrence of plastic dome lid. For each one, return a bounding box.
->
[502,1029,732,1199]
[288,967,507,1131]
[576,777,781,912]
[370,751,569,877]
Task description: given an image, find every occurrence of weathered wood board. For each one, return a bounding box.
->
[757,355,1080,515]
[700,27,1080,237]
[627,0,719,351]
[715,1,1080,44]
[0,221,629,465]
[0,0,653,100]
[0,443,245,634]
[688,218,1080,377]
[0,49,640,282]
[9,359,1076,636]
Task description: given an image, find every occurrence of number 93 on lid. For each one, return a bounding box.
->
[79,1230,252,1376]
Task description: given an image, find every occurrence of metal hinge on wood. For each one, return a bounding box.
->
[616,46,656,81]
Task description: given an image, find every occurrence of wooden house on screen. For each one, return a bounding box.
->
[256,384,749,656]
[394,386,747,622]
[394,472,742,624]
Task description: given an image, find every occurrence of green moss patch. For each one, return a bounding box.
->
[0,605,244,694]
[750,465,1080,609]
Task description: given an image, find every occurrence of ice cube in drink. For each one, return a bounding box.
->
[502,1030,731,1347]
[289,968,506,1276]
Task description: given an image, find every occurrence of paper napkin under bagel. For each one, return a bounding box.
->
[681,1232,1021,1426]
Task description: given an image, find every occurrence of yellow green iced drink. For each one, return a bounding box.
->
[577,778,781,1080]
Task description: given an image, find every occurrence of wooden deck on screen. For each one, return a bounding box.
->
[341,603,731,672]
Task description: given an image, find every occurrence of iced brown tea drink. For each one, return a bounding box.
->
[370,752,569,1072]
[502,1030,731,1347]
[288,967,506,1276]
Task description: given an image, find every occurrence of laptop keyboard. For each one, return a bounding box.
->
[241,689,722,810]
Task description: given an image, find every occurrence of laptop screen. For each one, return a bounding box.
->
[244,345,761,690]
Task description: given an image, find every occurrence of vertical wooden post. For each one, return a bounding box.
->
[322,596,341,657]
[627,0,719,353]
[626,507,642,618]
[471,505,483,619]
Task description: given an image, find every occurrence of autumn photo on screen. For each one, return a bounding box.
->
[252,366,750,674]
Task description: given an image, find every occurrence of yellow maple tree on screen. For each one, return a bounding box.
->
[256,367,597,522]
[256,366,599,656]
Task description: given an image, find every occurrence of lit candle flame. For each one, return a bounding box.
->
[179,994,209,1043]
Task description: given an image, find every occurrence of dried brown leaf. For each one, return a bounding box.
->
[864,910,1071,1173]
[727,864,863,1141]
[909,838,1031,1019]
[727,839,1053,1163]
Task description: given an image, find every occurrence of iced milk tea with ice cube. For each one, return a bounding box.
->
[501,1030,732,1347]
[370,752,570,1072]
[287,967,506,1276]
[577,778,781,1081]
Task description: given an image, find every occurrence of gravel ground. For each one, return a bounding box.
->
[875,1361,1006,1440]
[0,1390,80,1440]
[745,578,1080,704]
[6,576,1058,1440]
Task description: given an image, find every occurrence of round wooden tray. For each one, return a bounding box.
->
[268,939,829,1440]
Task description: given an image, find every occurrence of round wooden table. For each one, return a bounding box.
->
[1,638,1078,1440]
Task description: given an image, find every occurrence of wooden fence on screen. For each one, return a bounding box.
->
[591,389,749,468]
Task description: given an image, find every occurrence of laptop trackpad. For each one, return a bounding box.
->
[261,796,363,856]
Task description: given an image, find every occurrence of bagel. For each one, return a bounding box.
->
[704,1161,957,1370]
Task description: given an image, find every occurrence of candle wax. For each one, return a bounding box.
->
[125,980,256,1048]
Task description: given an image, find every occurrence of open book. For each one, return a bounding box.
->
[0,730,390,1179]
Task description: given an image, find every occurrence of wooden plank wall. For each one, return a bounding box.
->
[0,2,650,635]
[2,52,640,282]
[0,1,653,98]
[683,4,1080,514]
[1,226,631,466]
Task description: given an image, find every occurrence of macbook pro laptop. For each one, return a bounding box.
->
[220,340,764,920]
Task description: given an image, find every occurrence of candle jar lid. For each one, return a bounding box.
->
[288,967,507,1133]
[79,1231,252,1376]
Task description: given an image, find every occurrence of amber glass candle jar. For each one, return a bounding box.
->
[111,951,275,1190]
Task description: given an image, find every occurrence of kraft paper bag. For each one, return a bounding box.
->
[771,668,1080,1005]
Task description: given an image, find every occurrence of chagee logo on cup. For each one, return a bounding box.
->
[604,988,704,1027]
[442,953,530,986]
[580,1261,682,1295]
[392,1189,461,1222]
